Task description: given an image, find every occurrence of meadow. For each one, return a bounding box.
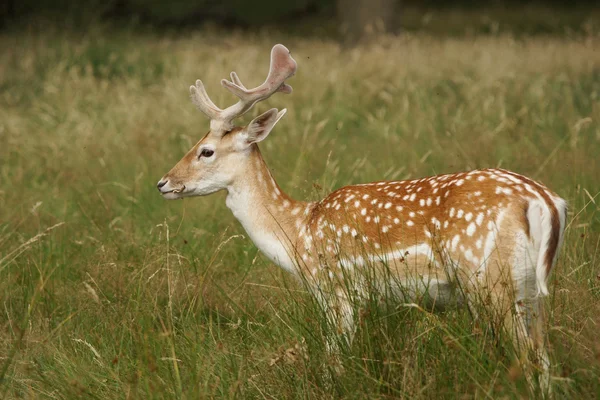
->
[1,24,599,398]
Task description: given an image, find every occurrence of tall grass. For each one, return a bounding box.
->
[0,26,599,398]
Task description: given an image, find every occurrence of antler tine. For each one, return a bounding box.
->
[229,72,246,90]
[189,79,223,120]
[219,44,297,123]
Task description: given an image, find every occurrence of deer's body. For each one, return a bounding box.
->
[157,44,566,395]
[302,167,565,297]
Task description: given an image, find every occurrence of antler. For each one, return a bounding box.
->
[190,44,297,133]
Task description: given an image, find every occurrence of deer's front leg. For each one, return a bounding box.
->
[314,286,356,356]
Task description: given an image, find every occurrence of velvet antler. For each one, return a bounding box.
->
[189,44,297,134]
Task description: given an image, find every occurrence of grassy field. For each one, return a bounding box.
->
[1,25,599,398]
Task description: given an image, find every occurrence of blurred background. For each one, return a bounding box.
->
[1,1,599,399]
[1,0,599,38]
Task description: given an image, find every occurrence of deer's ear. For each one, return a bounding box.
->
[236,108,286,148]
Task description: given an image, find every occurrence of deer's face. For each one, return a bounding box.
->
[157,44,295,200]
[157,109,285,200]
[156,128,242,199]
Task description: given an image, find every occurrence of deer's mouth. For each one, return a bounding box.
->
[171,185,186,194]
[159,185,188,200]
[161,185,186,194]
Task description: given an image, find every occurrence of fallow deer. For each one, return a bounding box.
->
[157,44,567,393]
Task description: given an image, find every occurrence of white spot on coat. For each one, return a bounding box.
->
[476,213,484,226]
[466,222,476,236]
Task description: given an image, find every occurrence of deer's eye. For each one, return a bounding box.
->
[199,148,214,158]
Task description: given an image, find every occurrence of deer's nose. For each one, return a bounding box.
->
[157,179,168,190]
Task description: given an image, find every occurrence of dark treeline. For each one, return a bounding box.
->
[1,0,598,33]
[4,0,322,28]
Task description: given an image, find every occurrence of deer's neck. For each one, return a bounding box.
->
[225,146,312,274]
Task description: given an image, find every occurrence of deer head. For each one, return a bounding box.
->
[157,44,297,199]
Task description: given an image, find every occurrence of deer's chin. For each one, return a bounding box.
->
[160,191,184,200]
[160,185,195,200]
[161,186,212,199]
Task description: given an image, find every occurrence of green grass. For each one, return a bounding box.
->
[1,26,599,398]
